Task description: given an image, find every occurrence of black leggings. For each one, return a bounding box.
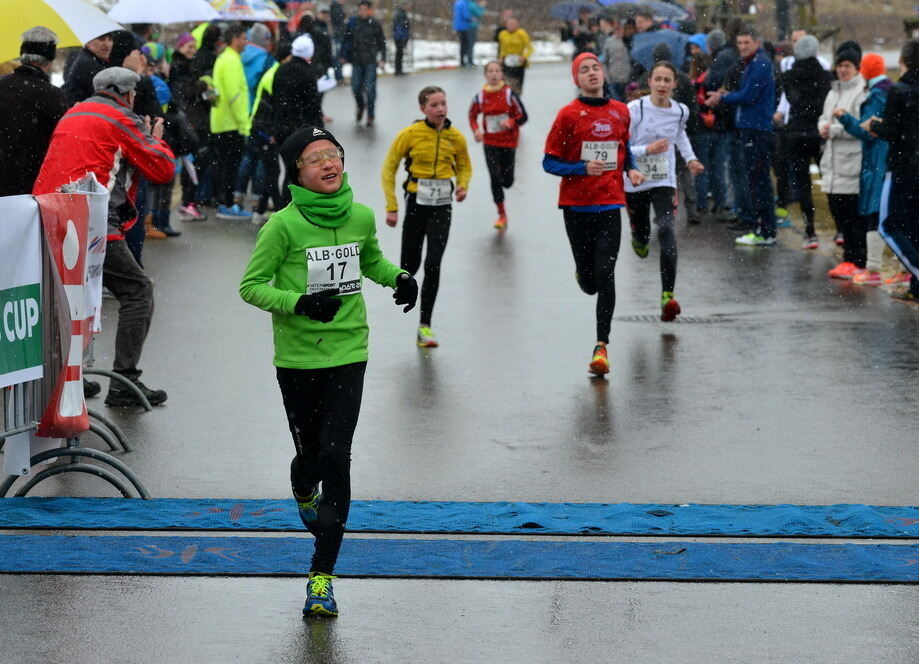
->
[626,187,677,293]
[484,144,516,205]
[401,194,451,326]
[563,208,622,344]
[827,193,866,267]
[276,362,367,575]
[786,135,822,235]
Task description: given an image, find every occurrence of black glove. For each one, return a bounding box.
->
[295,289,342,323]
[393,273,418,313]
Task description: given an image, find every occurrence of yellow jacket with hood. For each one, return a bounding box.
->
[381,118,472,212]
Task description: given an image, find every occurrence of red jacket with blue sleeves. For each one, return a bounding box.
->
[543,97,632,207]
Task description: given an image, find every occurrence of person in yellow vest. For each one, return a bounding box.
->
[497,16,533,95]
[210,24,252,220]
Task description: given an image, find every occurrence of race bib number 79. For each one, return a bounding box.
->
[581,141,619,171]
[306,243,361,296]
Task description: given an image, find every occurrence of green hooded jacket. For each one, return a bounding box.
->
[240,174,404,369]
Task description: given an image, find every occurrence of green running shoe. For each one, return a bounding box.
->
[417,326,438,347]
[304,572,338,617]
[294,485,321,526]
[632,237,650,258]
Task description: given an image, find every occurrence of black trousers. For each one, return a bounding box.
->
[786,135,822,234]
[211,131,244,207]
[626,187,677,293]
[484,144,516,205]
[563,208,622,344]
[502,65,525,94]
[277,362,367,575]
[255,139,281,215]
[401,193,451,326]
[394,38,408,74]
[772,126,791,207]
[102,239,154,380]
[827,193,866,267]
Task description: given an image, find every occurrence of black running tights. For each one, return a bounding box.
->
[827,193,866,267]
[563,208,622,344]
[484,144,516,205]
[627,187,677,293]
[401,194,452,326]
[276,362,366,575]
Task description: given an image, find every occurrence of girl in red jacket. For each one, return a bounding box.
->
[468,61,528,229]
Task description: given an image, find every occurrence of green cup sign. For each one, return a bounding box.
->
[0,284,42,378]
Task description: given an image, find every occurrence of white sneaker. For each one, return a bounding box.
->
[251,211,268,226]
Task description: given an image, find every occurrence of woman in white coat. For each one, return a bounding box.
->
[819,46,868,279]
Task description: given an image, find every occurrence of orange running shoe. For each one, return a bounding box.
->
[661,291,681,321]
[884,272,911,286]
[588,345,609,376]
[827,262,861,280]
[494,215,507,230]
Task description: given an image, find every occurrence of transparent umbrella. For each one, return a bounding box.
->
[108,0,218,24]
[0,0,123,62]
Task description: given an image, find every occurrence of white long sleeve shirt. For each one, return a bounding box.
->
[625,96,696,193]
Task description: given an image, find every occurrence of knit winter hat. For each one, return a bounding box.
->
[706,29,725,54]
[175,32,195,50]
[279,126,344,183]
[248,23,272,48]
[93,67,140,94]
[571,51,601,86]
[835,47,861,68]
[793,35,818,60]
[860,53,886,80]
[291,34,315,60]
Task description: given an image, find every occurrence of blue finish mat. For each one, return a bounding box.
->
[0,535,916,582]
[1,498,918,538]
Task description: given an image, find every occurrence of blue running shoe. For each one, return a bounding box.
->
[303,573,338,617]
[216,204,252,220]
[294,486,321,526]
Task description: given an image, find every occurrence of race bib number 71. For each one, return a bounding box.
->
[581,141,619,171]
[306,243,361,296]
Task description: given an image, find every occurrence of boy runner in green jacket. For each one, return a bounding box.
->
[240,126,418,617]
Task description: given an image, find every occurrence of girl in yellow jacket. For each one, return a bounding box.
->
[497,17,533,94]
[381,85,472,348]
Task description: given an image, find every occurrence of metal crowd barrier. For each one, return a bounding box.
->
[0,219,149,499]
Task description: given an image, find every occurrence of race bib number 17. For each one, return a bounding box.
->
[581,141,619,171]
[306,243,361,296]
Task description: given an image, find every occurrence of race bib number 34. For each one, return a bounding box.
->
[581,141,619,171]
[306,243,361,296]
[636,153,669,181]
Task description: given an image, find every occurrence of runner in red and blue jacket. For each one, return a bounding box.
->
[542,52,645,377]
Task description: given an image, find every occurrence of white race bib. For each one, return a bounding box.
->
[581,141,619,171]
[504,54,523,67]
[485,113,510,133]
[416,178,452,206]
[306,243,361,296]
[636,153,669,181]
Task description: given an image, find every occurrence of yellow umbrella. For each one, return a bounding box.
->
[0,0,123,63]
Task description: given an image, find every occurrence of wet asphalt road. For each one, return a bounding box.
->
[2,63,917,662]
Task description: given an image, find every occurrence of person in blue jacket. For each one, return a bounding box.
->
[705,26,776,246]
[836,52,892,285]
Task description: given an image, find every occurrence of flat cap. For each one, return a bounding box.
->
[93,66,141,94]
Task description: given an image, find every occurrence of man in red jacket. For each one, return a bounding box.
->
[34,67,176,407]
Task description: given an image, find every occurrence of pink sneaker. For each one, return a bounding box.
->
[178,203,207,221]
[827,262,861,280]
[852,271,882,286]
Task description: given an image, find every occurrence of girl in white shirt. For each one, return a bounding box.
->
[625,61,704,321]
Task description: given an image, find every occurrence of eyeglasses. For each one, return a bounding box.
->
[297,147,344,168]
